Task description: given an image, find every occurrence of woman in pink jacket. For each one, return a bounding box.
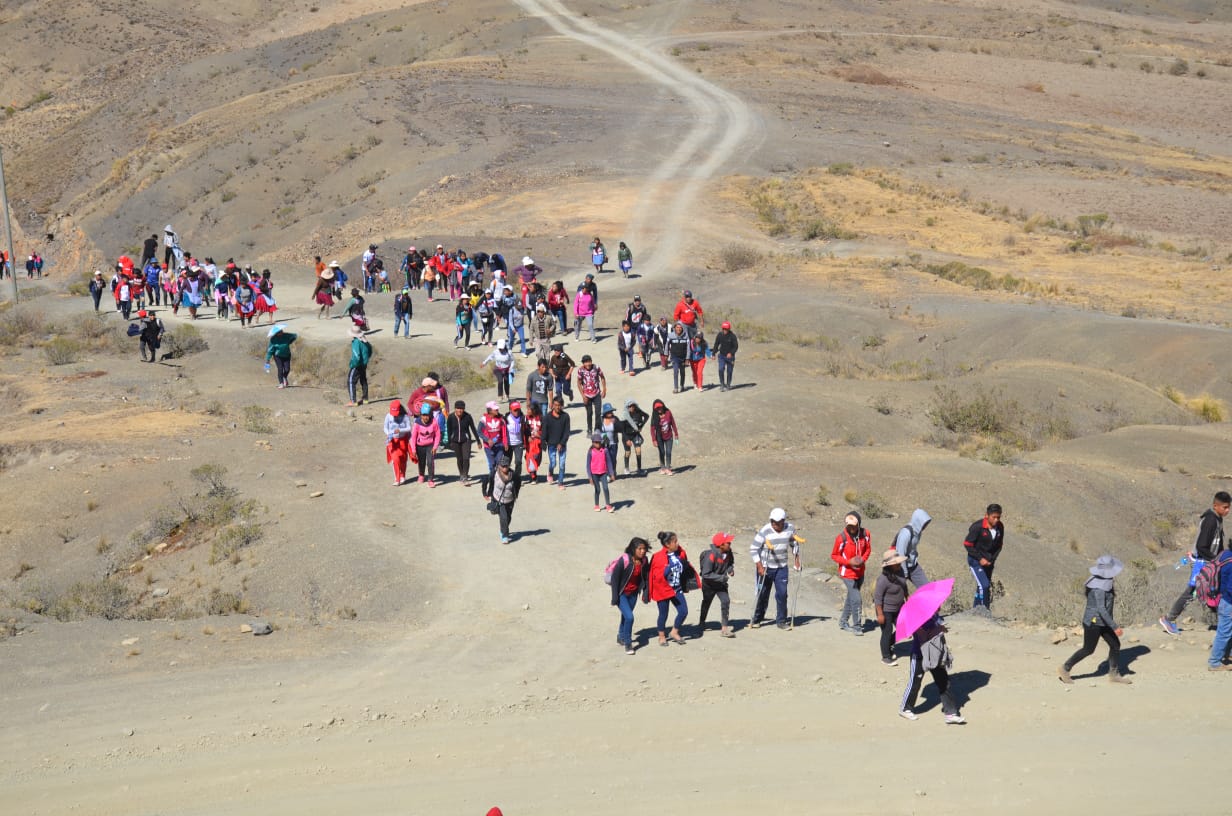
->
[411,403,442,486]
[573,288,596,343]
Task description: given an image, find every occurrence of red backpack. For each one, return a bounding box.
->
[1195,551,1232,608]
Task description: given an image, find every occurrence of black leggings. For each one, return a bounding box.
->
[274,356,291,385]
[879,608,900,660]
[1063,625,1121,673]
[699,580,730,628]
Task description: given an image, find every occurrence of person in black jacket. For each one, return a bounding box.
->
[618,398,649,476]
[697,532,736,638]
[446,401,480,486]
[1160,491,1230,635]
[1059,555,1132,684]
[712,320,739,391]
[610,537,650,655]
[541,395,571,487]
[964,503,1004,612]
[665,322,690,393]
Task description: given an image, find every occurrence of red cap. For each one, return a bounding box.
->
[486,809,504,816]
[389,400,403,414]
[137,310,148,318]
[721,321,731,329]
[509,401,521,410]
[712,532,734,546]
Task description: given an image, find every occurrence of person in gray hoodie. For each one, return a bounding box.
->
[1058,555,1132,685]
[894,508,932,588]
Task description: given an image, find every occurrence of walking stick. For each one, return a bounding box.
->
[790,534,806,630]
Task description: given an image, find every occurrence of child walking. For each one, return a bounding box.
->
[900,613,965,724]
[1058,555,1132,685]
[588,432,614,513]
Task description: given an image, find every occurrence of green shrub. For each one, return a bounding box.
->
[43,337,83,365]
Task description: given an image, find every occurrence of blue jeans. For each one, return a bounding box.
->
[507,323,527,355]
[968,555,994,609]
[548,446,567,481]
[717,354,734,387]
[1210,597,1232,667]
[484,445,506,474]
[753,566,789,624]
[553,378,574,401]
[618,590,638,644]
[574,314,595,342]
[552,308,568,335]
[394,314,410,337]
[657,594,687,632]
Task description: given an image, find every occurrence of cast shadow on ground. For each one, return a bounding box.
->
[726,382,756,391]
[511,528,551,542]
[1069,644,1151,680]
[915,669,992,714]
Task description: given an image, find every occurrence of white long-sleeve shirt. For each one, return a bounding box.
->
[751,522,798,568]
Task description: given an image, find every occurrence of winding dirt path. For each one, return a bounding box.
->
[512,0,762,270]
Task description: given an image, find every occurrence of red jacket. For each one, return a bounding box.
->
[672,298,703,326]
[832,528,872,580]
[648,546,698,602]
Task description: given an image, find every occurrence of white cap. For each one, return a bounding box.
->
[522,256,534,267]
[769,508,787,522]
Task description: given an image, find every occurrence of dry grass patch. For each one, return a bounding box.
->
[832,64,902,86]
[1161,386,1225,423]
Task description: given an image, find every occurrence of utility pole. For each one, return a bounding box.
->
[0,146,18,303]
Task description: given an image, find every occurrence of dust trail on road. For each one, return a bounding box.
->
[512,0,762,272]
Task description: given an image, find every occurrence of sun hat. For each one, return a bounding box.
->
[535,303,546,311]
[328,260,341,268]
[712,532,735,547]
[348,324,366,339]
[420,403,432,415]
[1090,555,1124,579]
[602,402,614,414]
[268,324,286,337]
[882,549,907,567]
[522,256,534,266]
[497,338,507,349]
[320,269,335,280]
[769,508,787,522]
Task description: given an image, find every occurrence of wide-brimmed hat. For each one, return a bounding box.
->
[320,269,335,280]
[522,256,534,266]
[348,324,366,339]
[881,549,907,568]
[1090,555,1124,579]
[268,324,286,337]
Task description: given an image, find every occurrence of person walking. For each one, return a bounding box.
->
[264,325,296,388]
[617,241,633,277]
[616,320,637,375]
[649,531,696,646]
[618,398,649,476]
[88,270,106,311]
[750,508,801,630]
[117,275,133,320]
[505,401,527,476]
[346,325,371,407]
[546,281,570,336]
[542,396,571,488]
[590,237,607,273]
[652,317,672,370]
[137,310,164,363]
[393,287,413,338]
[587,432,614,513]
[478,401,508,475]
[688,330,709,391]
[899,613,965,724]
[672,290,704,338]
[524,358,554,417]
[833,511,873,635]
[506,298,528,356]
[1058,555,1134,684]
[666,322,690,393]
[964,503,1005,613]
[649,399,679,475]
[894,509,932,588]
[575,355,606,434]
[529,303,556,362]
[524,401,544,485]
[411,404,441,486]
[482,455,520,544]
[610,537,650,655]
[548,344,575,404]
[384,400,413,486]
[598,403,621,477]
[573,280,597,342]
[1207,550,1232,671]
[454,297,474,348]
[446,400,480,486]
[477,291,497,346]
[698,532,736,638]
[314,265,337,318]
[480,339,514,402]
[713,321,739,391]
[874,550,910,665]
[1160,491,1230,635]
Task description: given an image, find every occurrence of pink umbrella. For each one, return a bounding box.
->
[895,578,955,642]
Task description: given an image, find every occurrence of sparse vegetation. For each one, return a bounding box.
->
[816,484,831,506]
[43,337,83,365]
[842,490,890,520]
[716,243,762,273]
[242,405,275,434]
[1162,386,1224,422]
[163,324,209,359]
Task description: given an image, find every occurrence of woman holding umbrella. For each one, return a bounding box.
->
[895,577,965,724]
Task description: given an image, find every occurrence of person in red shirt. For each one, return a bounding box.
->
[672,289,704,337]
[609,537,649,655]
[832,511,872,635]
[649,531,699,646]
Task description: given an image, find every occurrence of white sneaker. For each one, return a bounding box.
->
[899,709,918,721]
[945,713,966,725]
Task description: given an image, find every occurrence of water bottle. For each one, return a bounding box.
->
[1175,555,1190,570]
